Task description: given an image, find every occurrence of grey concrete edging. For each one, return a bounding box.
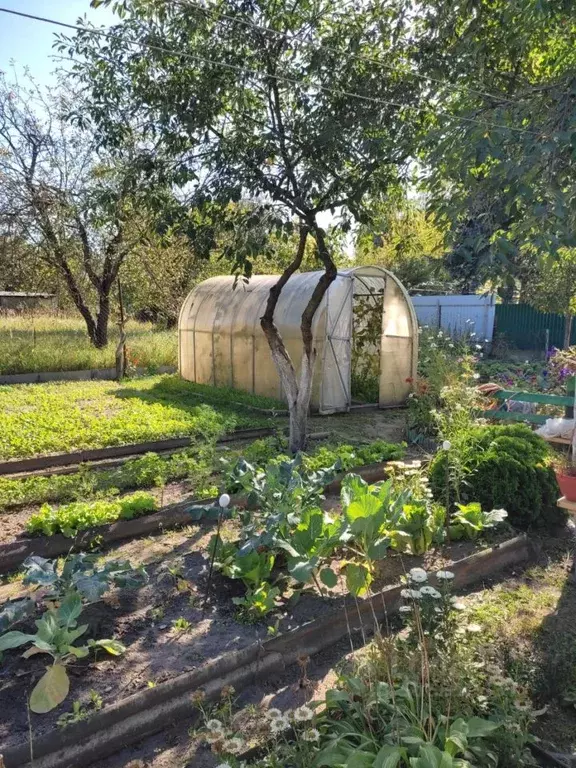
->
[0,366,177,386]
[0,534,534,768]
[0,461,392,574]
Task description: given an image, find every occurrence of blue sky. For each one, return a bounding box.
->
[0,1,117,85]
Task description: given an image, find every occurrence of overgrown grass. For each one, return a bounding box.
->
[0,375,281,460]
[465,555,576,749]
[0,314,178,374]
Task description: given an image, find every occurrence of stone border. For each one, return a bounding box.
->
[0,535,534,768]
[0,461,393,573]
[0,366,177,386]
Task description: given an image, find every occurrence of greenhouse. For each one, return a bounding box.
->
[178,266,418,414]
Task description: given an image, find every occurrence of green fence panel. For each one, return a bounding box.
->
[494,304,575,350]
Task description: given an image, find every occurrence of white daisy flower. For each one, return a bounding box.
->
[419,586,441,599]
[270,717,290,734]
[514,700,531,712]
[222,736,245,754]
[293,705,314,722]
[266,708,283,720]
[436,570,455,580]
[409,567,428,583]
[401,588,421,599]
[302,728,320,742]
[206,719,224,732]
[399,605,412,613]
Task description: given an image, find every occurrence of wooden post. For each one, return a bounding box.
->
[116,278,127,380]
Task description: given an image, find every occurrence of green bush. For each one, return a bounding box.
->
[429,423,564,530]
[26,491,158,537]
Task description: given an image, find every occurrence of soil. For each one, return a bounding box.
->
[0,508,505,755]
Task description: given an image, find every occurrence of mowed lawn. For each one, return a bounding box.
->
[0,375,284,460]
[0,315,177,375]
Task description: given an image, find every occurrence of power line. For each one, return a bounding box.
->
[0,5,541,137]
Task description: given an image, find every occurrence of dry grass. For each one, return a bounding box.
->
[0,313,177,374]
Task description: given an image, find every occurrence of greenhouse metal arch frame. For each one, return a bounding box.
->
[179,266,418,414]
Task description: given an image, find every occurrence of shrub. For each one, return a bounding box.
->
[26,491,158,537]
[429,423,565,530]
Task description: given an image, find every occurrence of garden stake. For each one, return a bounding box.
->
[341,577,355,654]
[353,593,367,647]
[203,494,230,610]
[203,510,223,610]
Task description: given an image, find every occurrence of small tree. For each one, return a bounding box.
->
[0,72,153,347]
[525,250,576,349]
[355,197,448,290]
[67,0,427,449]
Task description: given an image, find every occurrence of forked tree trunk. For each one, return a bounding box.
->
[564,313,573,349]
[260,220,337,453]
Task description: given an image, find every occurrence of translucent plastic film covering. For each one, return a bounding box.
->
[379,271,419,405]
[179,267,418,412]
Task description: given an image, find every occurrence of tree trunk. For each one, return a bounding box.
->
[94,293,111,349]
[260,220,337,453]
[564,313,573,349]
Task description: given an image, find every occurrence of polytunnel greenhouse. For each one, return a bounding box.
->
[178,266,418,414]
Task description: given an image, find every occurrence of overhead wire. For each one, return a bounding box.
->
[165,0,520,105]
[0,5,542,137]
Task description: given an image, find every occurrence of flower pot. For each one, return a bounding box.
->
[555,470,576,502]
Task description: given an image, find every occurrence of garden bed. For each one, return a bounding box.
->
[0,460,399,573]
[0,375,285,463]
[0,426,276,478]
[0,532,535,768]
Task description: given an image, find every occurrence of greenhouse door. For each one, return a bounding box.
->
[379,276,415,406]
[320,275,354,414]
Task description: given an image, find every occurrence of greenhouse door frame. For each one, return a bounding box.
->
[320,272,387,414]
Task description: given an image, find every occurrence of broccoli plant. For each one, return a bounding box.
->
[338,475,411,596]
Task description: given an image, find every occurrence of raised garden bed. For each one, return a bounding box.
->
[0,427,277,478]
[0,534,535,768]
[0,460,398,573]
